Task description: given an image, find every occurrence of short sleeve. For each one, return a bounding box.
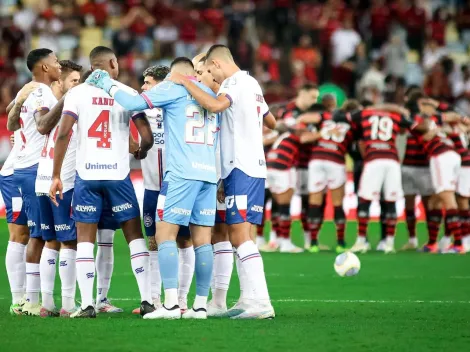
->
[32,86,58,115]
[141,81,177,109]
[217,77,238,107]
[62,89,79,120]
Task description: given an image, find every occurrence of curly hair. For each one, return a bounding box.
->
[59,60,83,78]
[142,65,170,83]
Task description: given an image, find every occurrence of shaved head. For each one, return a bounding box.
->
[89,46,119,79]
[170,57,195,76]
[192,53,206,67]
[205,45,234,63]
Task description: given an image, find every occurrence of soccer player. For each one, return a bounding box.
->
[87,57,219,320]
[49,46,155,318]
[33,60,81,317]
[7,49,62,316]
[2,82,39,314]
[168,45,276,319]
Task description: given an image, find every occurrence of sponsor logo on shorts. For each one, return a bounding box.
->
[144,215,153,227]
[86,272,94,279]
[135,267,144,274]
[225,196,235,209]
[191,161,216,172]
[55,224,72,231]
[85,163,118,170]
[27,220,36,227]
[250,205,264,213]
[200,209,215,216]
[112,203,133,212]
[75,205,97,212]
[47,259,55,265]
[41,224,50,230]
[170,207,191,216]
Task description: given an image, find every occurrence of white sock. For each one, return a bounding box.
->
[149,250,161,301]
[129,238,152,303]
[235,250,252,299]
[237,241,270,301]
[193,294,208,311]
[211,241,233,308]
[40,247,59,310]
[178,246,195,300]
[59,249,77,311]
[164,288,178,308]
[25,262,40,304]
[96,229,114,303]
[6,241,26,304]
[76,242,95,309]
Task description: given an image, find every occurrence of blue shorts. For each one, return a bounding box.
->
[0,174,27,225]
[13,165,41,238]
[157,172,216,227]
[224,168,265,225]
[72,173,140,225]
[37,190,76,242]
[98,200,120,231]
[144,189,191,237]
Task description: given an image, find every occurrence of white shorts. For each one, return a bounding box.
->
[308,160,346,193]
[457,166,470,197]
[296,168,309,195]
[358,159,403,201]
[267,168,296,194]
[430,151,461,194]
[401,165,434,197]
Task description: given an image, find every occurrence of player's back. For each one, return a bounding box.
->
[63,81,139,181]
[151,80,218,184]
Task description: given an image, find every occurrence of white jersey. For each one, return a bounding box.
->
[140,108,165,191]
[0,130,22,177]
[63,81,143,181]
[218,71,269,179]
[35,123,78,194]
[15,83,57,170]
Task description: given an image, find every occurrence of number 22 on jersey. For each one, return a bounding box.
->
[88,110,112,149]
[185,104,218,146]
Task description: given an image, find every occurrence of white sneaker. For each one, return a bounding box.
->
[259,241,279,252]
[182,307,207,319]
[268,230,278,244]
[376,240,386,252]
[439,236,452,251]
[227,299,251,318]
[256,236,266,249]
[207,300,228,317]
[280,239,304,253]
[153,298,163,310]
[230,301,275,320]
[143,305,181,320]
[463,235,470,253]
[350,238,371,253]
[22,302,41,316]
[384,236,395,254]
[96,298,123,313]
[304,231,311,250]
[400,237,418,251]
[178,297,188,314]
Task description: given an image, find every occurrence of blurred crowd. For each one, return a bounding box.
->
[2,0,470,114]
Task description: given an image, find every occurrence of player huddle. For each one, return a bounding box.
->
[2,44,276,320]
[260,85,470,255]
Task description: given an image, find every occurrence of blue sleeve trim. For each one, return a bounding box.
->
[63,110,78,120]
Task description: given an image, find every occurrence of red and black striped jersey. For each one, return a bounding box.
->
[266,132,301,170]
[310,110,357,164]
[299,111,332,168]
[447,130,470,166]
[352,109,414,162]
[411,115,454,157]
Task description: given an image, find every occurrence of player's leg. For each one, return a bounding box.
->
[423,195,443,252]
[297,168,310,246]
[1,174,29,315]
[176,229,194,313]
[325,161,347,253]
[37,194,60,317]
[50,189,77,317]
[306,160,327,253]
[255,187,270,248]
[456,166,470,252]
[377,195,388,251]
[225,168,274,319]
[14,166,44,316]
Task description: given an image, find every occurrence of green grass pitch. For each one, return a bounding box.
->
[0,219,469,351]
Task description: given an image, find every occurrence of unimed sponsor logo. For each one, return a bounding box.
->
[112,203,133,212]
[170,207,191,216]
[55,224,72,231]
[199,209,215,216]
[75,205,97,212]
[85,163,118,170]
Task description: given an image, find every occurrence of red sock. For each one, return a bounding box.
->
[357,198,370,237]
[446,209,462,245]
[427,209,443,244]
[406,209,416,238]
[460,209,470,238]
[278,204,291,239]
[308,205,322,244]
[272,213,280,236]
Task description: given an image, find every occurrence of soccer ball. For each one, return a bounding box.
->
[334,252,361,277]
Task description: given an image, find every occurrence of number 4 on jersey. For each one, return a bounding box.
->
[88,110,112,148]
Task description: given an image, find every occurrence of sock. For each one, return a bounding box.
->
[149,250,161,301]
[6,241,26,304]
[379,200,387,240]
[235,249,250,299]
[256,223,264,238]
[158,241,179,307]
[301,194,309,234]
[357,198,371,237]
[445,209,462,246]
[385,202,397,238]
[39,247,59,310]
[406,209,416,239]
[334,206,346,245]
[237,241,270,301]
[59,249,76,311]
[278,204,291,239]
[76,242,95,309]
[96,229,114,303]
[271,202,280,240]
[427,209,443,244]
[194,244,213,309]
[212,241,233,308]
[25,262,40,304]
[308,204,323,245]
[129,238,152,303]
[178,246,195,300]
[460,209,470,239]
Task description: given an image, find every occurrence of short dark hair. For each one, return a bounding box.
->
[170,57,194,69]
[89,46,115,62]
[205,44,230,61]
[143,65,170,82]
[342,99,361,112]
[59,60,82,77]
[80,70,93,83]
[299,83,318,92]
[26,48,53,72]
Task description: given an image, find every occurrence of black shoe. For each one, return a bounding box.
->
[140,301,156,317]
[71,306,96,318]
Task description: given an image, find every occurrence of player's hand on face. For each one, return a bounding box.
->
[217,181,225,203]
[49,177,63,207]
[17,81,40,101]
[133,147,148,160]
[166,72,186,85]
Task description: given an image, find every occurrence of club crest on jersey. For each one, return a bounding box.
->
[92,97,114,106]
